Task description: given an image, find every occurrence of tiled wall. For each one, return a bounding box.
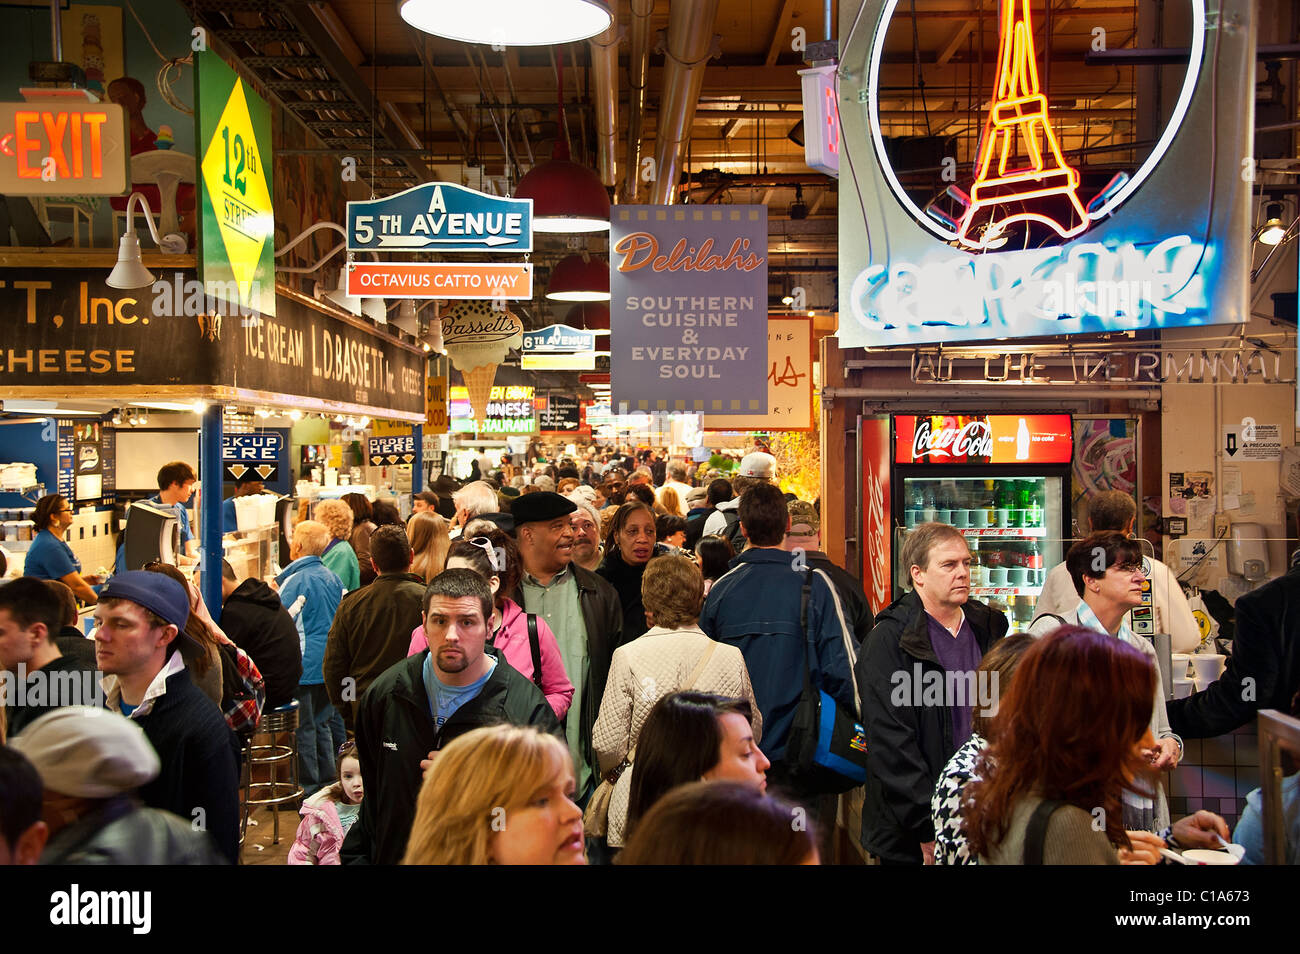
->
[1167,722,1259,833]
[64,507,116,577]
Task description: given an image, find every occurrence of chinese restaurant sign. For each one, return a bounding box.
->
[0,101,128,195]
[610,205,768,413]
[702,317,814,431]
[893,414,1073,465]
[347,182,532,253]
[196,50,275,319]
[449,385,536,434]
[837,0,1254,347]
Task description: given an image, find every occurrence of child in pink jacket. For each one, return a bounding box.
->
[287,741,363,865]
[408,533,574,720]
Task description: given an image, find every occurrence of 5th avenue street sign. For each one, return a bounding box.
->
[347,182,533,253]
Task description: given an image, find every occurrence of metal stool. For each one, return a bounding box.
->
[244,700,305,844]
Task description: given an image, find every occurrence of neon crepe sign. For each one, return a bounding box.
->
[865,0,1205,246]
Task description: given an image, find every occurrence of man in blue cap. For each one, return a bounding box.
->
[93,570,241,863]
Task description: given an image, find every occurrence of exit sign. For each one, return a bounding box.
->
[798,65,839,179]
[0,102,128,195]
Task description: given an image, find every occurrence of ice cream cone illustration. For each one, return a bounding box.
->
[463,364,499,428]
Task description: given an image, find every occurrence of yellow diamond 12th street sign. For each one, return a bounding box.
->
[196,51,274,319]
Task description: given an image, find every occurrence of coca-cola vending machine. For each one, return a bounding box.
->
[889,414,1073,633]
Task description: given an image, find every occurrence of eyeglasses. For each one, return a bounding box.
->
[466,536,502,572]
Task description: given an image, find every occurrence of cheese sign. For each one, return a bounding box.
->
[0,102,128,195]
[347,182,533,253]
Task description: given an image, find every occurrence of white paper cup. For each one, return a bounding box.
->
[995,508,1010,526]
[972,509,990,528]
[922,508,937,522]
[987,567,1008,585]
[1173,677,1195,699]
[1170,653,1192,679]
[1007,567,1027,585]
[1191,653,1227,685]
[951,509,970,528]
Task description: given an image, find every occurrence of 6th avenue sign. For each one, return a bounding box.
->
[347,182,533,253]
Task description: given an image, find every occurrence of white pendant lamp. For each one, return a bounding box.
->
[399,0,611,46]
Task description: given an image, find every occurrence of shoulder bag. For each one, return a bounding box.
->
[583,638,719,838]
[782,568,868,794]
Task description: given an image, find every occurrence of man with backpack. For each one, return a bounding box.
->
[701,451,776,554]
[324,526,427,732]
[700,481,860,819]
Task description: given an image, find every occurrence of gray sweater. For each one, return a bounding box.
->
[981,796,1119,865]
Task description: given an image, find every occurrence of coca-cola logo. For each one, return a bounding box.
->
[911,419,992,461]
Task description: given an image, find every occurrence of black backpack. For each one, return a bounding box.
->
[720,509,746,553]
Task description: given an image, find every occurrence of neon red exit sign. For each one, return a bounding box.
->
[0,102,128,195]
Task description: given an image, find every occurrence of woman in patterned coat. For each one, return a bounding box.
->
[591,555,761,849]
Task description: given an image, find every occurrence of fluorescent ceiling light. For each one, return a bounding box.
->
[3,402,102,416]
[398,0,610,47]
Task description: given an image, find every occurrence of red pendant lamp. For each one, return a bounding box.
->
[546,253,610,301]
[513,49,610,233]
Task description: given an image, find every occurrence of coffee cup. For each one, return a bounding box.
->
[951,509,970,528]
[921,507,937,522]
[935,509,952,524]
[1182,849,1241,866]
[1173,677,1195,700]
[987,567,1008,586]
[1007,567,1027,586]
[1191,653,1227,685]
[1170,653,1192,679]
[972,509,990,528]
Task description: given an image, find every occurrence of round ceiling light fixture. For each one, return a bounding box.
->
[546,254,610,302]
[398,0,611,47]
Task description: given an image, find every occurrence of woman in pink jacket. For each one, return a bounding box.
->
[408,530,574,720]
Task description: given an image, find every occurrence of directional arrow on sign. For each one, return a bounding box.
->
[254,464,275,480]
[369,456,382,466]
[376,234,517,248]
[401,454,414,464]
[386,455,399,464]
[228,464,248,480]
[1225,431,1239,458]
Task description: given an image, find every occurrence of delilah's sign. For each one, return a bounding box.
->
[609,205,768,414]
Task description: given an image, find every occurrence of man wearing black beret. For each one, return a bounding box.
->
[511,492,625,804]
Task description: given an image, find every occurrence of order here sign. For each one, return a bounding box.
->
[345,262,533,300]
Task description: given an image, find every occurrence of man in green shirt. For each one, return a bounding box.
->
[513,492,624,801]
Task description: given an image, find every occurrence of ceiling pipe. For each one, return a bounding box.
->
[649,0,722,206]
[588,6,619,188]
[624,0,654,201]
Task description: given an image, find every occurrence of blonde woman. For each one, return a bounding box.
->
[314,499,360,592]
[591,555,761,848]
[402,725,586,865]
[655,484,682,519]
[408,510,451,583]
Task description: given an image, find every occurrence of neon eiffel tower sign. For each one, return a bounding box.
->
[955,0,1089,248]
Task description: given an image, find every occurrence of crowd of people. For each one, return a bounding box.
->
[0,449,1296,866]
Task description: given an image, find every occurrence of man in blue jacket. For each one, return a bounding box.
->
[277,520,346,795]
[700,481,860,806]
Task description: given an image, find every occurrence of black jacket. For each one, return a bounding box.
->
[130,666,243,864]
[805,551,875,648]
[219,578,304,710]
[596,549,650,645]
[323,572,427,730]
[41,796,226,865]
[340,647,562,865]
[856,590,1007,864]
[512,562,625,778]
[1167,564,1300,738]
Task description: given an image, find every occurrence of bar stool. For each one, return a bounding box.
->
[244,700,305,844]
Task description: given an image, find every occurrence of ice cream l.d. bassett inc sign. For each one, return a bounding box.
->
[439,300,523,426]
[610,205,768,414]
[347,181,532,253]
[522,323,596,354]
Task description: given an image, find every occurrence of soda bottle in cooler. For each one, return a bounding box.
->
[1028,482,1045,528]
[1027,540,1044,585]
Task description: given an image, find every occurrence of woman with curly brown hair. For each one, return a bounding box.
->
[314,499,360,592]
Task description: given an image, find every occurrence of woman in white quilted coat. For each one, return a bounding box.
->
[592,555,762,848]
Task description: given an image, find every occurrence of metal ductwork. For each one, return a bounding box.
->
[589,7,620,188]
[649,0,721,206]
[624,0,654,201]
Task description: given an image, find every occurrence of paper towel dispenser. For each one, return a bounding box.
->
[1227,522,1269,581]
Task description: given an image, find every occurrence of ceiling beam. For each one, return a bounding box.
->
[765,0,799,67]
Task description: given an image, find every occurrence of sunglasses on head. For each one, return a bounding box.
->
[466,536,502,572]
